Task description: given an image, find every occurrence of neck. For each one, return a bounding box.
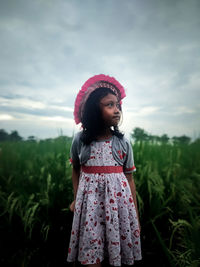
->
[96,128,112,140]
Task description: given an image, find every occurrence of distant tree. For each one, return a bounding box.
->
[147,134,160,144]
[192,137,200,144]
[0,129,9,141]
[10,130,23,141]
[178,135,191,144]
[172,135,191,145]
[160,134,170,144]
[155,136,161,143]
[172,136,178,144]
[131,127,149,142]
[55,135,72,142]
[131,126,193,145]
[27,136,36,142]
[45,138,54,142]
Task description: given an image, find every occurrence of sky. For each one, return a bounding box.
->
[0,0,200,140]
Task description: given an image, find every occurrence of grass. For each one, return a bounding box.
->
[0,137,199,266]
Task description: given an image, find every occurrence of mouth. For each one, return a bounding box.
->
[113,116,120,120]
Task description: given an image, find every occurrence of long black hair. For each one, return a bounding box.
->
[80,87,124,144]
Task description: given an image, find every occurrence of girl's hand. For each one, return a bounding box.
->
[69,200,76,212]
[139,222,141,232]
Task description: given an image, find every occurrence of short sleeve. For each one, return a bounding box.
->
[123,139,136,173]
[70,133,80,167]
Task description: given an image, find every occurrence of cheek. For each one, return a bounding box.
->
[101,112,108,123]
[102,109,112,119]
[102,112,116,126]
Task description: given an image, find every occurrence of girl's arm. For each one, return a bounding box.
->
[69,165,80,212]
[72,165,80,200]
[125,172,141,230]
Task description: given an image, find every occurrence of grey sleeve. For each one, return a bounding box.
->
[123,138,136,173]
[70,133,80,167]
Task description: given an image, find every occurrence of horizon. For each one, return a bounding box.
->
[1,126,198,142]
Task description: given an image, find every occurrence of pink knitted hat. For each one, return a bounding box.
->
[74,74,126,124]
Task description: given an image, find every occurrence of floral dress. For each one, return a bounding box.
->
[67,138,142,266]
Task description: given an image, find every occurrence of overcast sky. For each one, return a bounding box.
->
[0,0,200,140]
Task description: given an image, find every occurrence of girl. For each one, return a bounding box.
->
[67,74,142,266]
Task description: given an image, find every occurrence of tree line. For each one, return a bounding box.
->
[0,129,23,141]
[0,127,197,144]
[0,129,40,142]
[0,129,71,142]
[131,127,193,144]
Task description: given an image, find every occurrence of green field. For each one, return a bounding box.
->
[0,136,200,266]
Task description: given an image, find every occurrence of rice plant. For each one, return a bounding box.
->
[0,136,199,266]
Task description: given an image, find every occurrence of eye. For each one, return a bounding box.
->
[116,103,121,110]
[107,102,114,107]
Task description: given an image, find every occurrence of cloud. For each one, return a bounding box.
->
[0,97,46,109]
[0,114,14,120]
[172,106,196,115]
[0,111,78,139]
[0,0,200,138]
[125,106,161,116]
[0,96,73,112]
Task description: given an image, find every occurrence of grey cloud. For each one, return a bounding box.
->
[0,0,199,138]
[0,106,73,118]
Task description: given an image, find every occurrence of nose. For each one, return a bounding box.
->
[114,104,120,113]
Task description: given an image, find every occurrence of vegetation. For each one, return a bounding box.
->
[0,127,193,145]
[131,127,192,145]
[0,128,199,266]
[0,129,23,142]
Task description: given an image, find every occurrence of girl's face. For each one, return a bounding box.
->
[100,93,121,127]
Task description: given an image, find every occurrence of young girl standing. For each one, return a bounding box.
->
[67,74,142,266]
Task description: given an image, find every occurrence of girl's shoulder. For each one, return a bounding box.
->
[72,131,83,142]
[112,135,132,150]
[112,134,130,143]
[71,131,83,150]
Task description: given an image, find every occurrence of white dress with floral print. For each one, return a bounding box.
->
[67,138,142,266]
